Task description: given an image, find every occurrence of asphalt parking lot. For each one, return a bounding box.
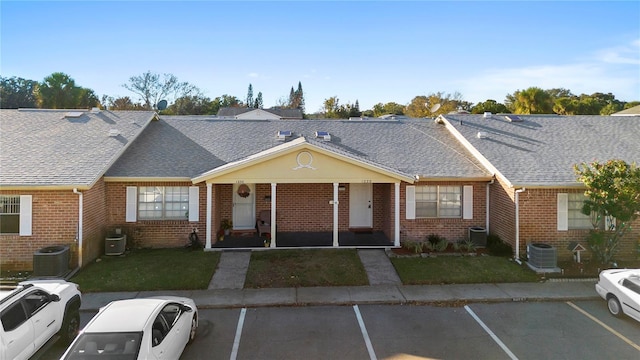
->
[43,300,639,360]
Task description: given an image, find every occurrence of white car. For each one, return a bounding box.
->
[61,296,198,359]
[595,268,640,322]
[0,279,81,360]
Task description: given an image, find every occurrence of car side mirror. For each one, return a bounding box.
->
[50,294,61,302]
[181,304,193,313]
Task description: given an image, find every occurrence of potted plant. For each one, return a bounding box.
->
[221,219,232,235]
[263,233,271,247]
[217,229,225,242]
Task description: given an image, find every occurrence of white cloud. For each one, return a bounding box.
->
[459,40,640,103]
[247,72,259,78]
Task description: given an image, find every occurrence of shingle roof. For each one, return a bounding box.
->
[612,104,640,116]
[440,114,640,187]
[106,116,491,181]
[0,109,156,188]
[216,107,303,119]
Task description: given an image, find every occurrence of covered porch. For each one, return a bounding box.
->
[192,138,414,250]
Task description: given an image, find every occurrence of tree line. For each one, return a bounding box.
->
[1,72,638,118]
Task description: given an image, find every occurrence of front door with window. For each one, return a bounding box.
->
[232,184,255,230]
[349,183,372,228]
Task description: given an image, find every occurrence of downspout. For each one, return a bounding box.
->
[514,187,526,264]
[73,188,83,269]
[485,178,494,233]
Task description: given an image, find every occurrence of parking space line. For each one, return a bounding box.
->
[567,301,640,351]
[464,305,519,360]
[353,305,377,360]
[230,308,247,360]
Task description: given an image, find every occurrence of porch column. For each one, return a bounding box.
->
[332,183,339,246]
[205,183,212,249]
[394,182,400,247]
[270,183,277,248]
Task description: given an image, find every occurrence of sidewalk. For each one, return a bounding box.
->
[79,250,599,311]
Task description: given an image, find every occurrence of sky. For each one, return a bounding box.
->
[2,1,639,113]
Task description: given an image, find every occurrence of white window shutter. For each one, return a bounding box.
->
[188,186,199,222]
[19,195,32,236]
[463,185,473,220]
[406,186,415,220]
[126,187,137,222]
[557,193,568,231]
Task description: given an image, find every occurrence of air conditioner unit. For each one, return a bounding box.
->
[33,245,70,277]
[105,235,126,256]
[527,243,557,269]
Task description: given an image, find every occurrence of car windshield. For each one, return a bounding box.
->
[62,331,143,359]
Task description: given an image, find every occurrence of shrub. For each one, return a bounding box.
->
[456,239,476,253]
[403,240,424,254]
[486,234,513,257]
[427,234,444,246]
[433,238,449,252]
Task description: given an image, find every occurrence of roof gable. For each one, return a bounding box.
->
[192,137,414,184]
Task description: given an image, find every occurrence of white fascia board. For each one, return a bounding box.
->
[103,177,192,183]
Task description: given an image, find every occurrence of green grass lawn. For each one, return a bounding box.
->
[244,249,369,288]
[70,248,220,292]
[391,255,540,285]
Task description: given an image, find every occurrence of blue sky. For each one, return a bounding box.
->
[2,1,639,112]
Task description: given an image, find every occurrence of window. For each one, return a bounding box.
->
[0,196,20,234]
[415,186,461,218]
[23,290,51,316]
[138,187,189,220]
[1,302,28,332]
[568,193,592,230]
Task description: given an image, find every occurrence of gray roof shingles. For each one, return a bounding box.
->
[0,109,156,187]
[106,116,491,181]
[441,114,640,186]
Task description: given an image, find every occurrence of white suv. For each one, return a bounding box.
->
[0,279,81,360]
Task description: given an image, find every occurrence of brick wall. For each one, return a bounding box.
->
[105,181,207,249]
[80,179,108,266]
[489,179,516,251]
[489,178,640,261]
[0,190,79,270]
[519,187,640,261]
[399,181,487,243]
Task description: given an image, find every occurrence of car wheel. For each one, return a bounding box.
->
[188,314,198,344]
[60,310,80,343]
[607,296,622,317]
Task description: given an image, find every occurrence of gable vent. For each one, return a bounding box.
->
[277,130,292,141]
[505,114,523,122]
[315,131,331,141]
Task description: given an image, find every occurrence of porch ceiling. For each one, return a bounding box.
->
[192,137,414,184]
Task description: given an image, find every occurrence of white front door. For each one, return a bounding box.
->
[349,183,372,228]
[233,184,255,230]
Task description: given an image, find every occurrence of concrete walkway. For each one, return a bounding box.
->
[357,249,402,285]
[207,250,251,289]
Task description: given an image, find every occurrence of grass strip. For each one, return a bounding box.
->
[391,255,539,285]
[245,249,368,288]
[70,248,220,292]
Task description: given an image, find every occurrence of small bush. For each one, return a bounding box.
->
[404,240,424,254]
[457,239,476,253]
[427,234,444,246]
[486,234,513,257]
[433,238,449,252]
